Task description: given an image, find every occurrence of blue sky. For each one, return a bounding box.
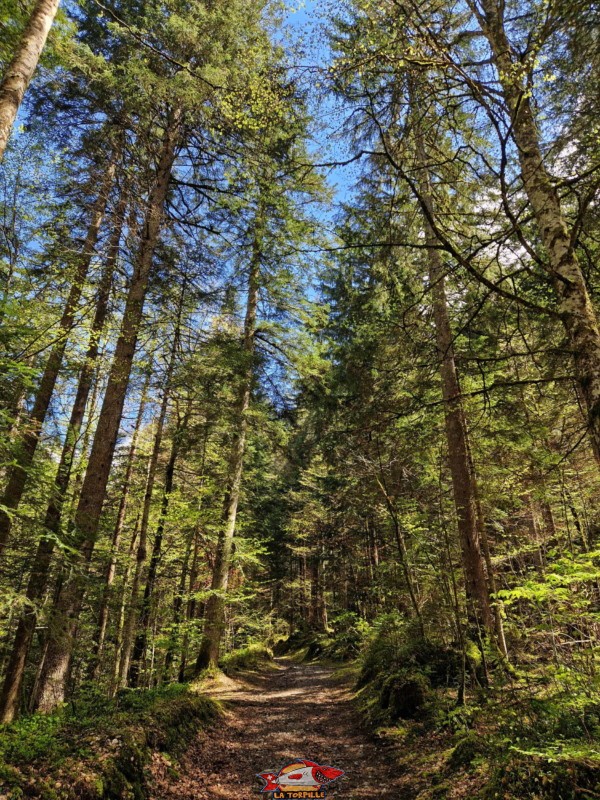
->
[281,0,359,214]
[285,0,317,31]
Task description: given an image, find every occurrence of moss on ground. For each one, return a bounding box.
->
[348,616,600,798]
[353,637,600,798]
[218,643,273,674]
[481,752,600,799]
[0,683,221,800]
[446,732,486,769]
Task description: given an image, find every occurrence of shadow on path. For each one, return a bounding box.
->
[150,659,407,800]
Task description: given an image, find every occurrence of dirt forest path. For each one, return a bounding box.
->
[150,659,409,800]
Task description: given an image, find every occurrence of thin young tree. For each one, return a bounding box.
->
[195,203,263,670]
[116,358,176,690]
[128,397,191,686]
[0,153,118,559]
[0,188,127,722]
[90,369,151,679]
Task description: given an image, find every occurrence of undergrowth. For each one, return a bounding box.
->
[347,614,600,799]
[275,612,370,662]
[219,642,273,674]
[0,683,220,800]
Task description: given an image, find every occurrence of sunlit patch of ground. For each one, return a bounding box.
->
[150,659,414,800]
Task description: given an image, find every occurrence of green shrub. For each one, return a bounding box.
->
[379,669,433,720]
[322,612,370,661]
[0,714,66,768]
[0,683,220,799]
[447,732,487,768]
[306,635,337,660]
[522,697,600,743]
[482,753,600,799]
[219,643,272,674]
[273,627,312,655]
[274,614,369,663]
[358,614,460,690]
[115,681,189,713]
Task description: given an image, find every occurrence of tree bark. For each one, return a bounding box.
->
[476,0,600,464]
[308,549,328,633]
[178,425,210,681]
[0,193,126,722]
[0,0,60,161]
[163,541,191,683]
[0,158,117,559]
[428,210,494,634]
[123,287,186,687]
[195,216,261,671]
[31,112,181,713]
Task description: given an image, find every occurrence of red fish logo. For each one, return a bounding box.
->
[257,759,344,797]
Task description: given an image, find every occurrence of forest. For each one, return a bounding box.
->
[0,0,599,798]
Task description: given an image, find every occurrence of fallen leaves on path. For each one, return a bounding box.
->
[150,660,410,800]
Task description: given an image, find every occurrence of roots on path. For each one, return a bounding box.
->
[150,659,407,800]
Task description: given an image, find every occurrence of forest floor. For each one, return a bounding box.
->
[149,658,415,800]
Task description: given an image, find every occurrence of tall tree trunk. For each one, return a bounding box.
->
[309,547,328,633]
[128,400,188,686]
[90,369,151,679]
[541,498,557,539]
[116,332,180,690]
[59,364,101,539]
[410,102,495,636]
[0,188,125,724]
[0,158,117,558]
[0,0,60,161]
[195,218,261,671]
[31,112,181,713]
[178,425,209,681]
[124,289,186,688]
[109,512,140,697]
[163,542,191,683]
[428,206,493,635]
[0,359,31,441]
[373,448,425,637]
[116,405,168,690]
[475,0,600,464]
[0,188,125,721]
[178,526,201,682]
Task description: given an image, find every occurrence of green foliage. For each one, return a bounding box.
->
[275,613,371,663]
[0,685,220,799]
[358,614,461,690]
[447,732,487,769]
[1,2,600,800]
[379,670,433,721]
[497,550,600,606]
[354,615,461,729]
[0,713,64,771]
[482,754,600,800]
[321,612,371,661]
[219,643,273,675]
